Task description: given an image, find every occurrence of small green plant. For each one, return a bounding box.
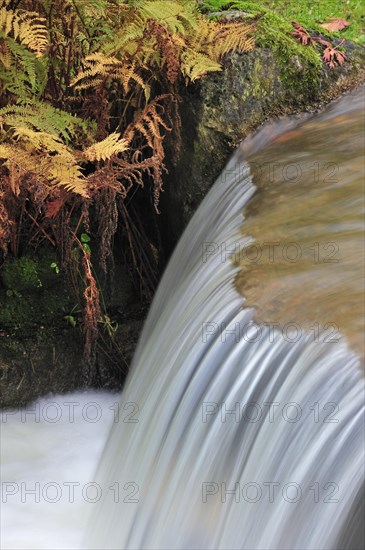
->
[80,233,91,254]
[64,305,81,328]
[6,288,21,298]
[50,262,60,274]
[98,314,118,337]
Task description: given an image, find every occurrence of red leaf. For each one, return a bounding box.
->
[315,37,332,48]
[291,21,316,47]
[320,18,350,33]
[322,40,347,69]
[45,198,64,218]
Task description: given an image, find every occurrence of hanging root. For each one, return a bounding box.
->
[82,251,101,385]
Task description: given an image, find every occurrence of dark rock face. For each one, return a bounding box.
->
[0,253,143,408]
[160,45,365,254]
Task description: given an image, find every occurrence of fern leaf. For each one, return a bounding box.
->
[0,102,90,143]
[181,50,222,81]
[46,154,87,196]
[83,133,128,162]
[140,1,197,34]
[0,5,48,58]
[71,53,150,100]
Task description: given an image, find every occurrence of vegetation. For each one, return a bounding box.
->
[0,0,255,379]
[201,0,364,44]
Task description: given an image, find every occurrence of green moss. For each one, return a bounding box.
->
[1,257,42,292]
[0,253,75,330]
[236,3,322,94]
[257,0,365,45]
[202,0,365,44]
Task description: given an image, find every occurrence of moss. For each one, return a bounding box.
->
[1,257,42,293]
[0,252,74,330]
[229,3,322,96]
[203,0,365,45]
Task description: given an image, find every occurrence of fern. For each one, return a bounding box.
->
[0,2,48,58]
[0,130,87,196]
[71,53,151,100]
[181,50,222,81]
[0,0,257,367]
[140,1,198,34]
[0,38,47,100]
[0,101,91,143]
[83,132,128,161]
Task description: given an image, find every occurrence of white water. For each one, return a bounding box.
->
[1,98,364,549]
[1,391,117,549]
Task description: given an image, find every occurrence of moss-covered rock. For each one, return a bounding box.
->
[0,250,142,408]
[160,42,365,253]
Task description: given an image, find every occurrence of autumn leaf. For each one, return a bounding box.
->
[291,21,316,47]
[322,39,347,69]
[45,198,64,218]
[320,18,350,33]
[314,37,332,48]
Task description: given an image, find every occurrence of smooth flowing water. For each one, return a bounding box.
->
[1,88,364,550]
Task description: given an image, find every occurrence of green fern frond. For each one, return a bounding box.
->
[0,101,90,143]
[104,9,146,55]
[181,49,222,81]
[140,1,197,34]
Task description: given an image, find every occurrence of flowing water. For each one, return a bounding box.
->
[1,87,364,550]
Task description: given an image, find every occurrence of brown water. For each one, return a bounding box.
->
[236,86,365,359]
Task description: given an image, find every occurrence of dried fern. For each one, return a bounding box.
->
[0,2,48,58]
[71,53,151,101]
[0,0,257,373]
[83,132,128,162]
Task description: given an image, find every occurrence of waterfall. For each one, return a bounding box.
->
[1,90,363,550]
[86,151,364,549]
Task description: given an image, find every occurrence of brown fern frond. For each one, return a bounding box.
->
[71,53,151,100]
[145,19,184,84]
[123,94,175,210]
[95,186,118,274]
[189,18,255,62]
